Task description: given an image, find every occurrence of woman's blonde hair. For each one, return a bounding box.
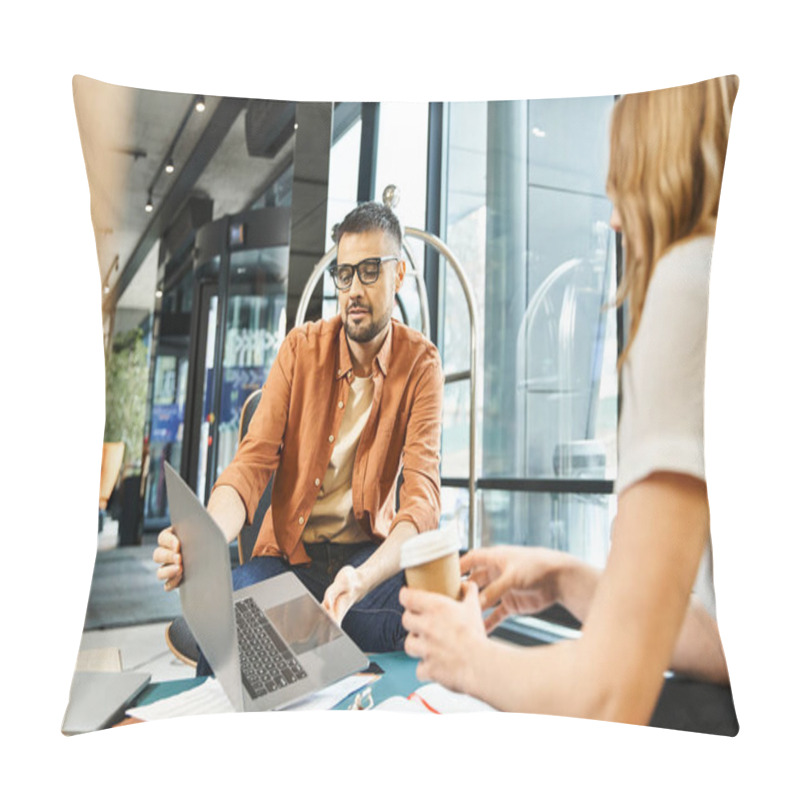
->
[607,75,739,363]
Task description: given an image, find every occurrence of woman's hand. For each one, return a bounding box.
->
[461,546,577,632]
[400,581,488,694]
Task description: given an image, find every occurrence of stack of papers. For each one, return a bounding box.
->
[127,679,235,721]
[127,672,378,720]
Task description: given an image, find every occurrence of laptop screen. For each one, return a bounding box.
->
[265,594,343,656]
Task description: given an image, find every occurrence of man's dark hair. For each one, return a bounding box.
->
[333,202,403,253]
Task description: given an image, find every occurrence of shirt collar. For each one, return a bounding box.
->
[336,316,394,380]
[374,319,393,377]
[336,317,354,381]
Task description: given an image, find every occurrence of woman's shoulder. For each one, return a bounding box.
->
[644,235,714,317]
[653,234,714,284]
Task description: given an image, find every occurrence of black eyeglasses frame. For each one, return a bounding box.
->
[328,256,399,290]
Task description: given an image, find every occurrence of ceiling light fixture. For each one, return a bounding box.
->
[144,94,208,220]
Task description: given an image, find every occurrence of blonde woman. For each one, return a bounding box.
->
[400,76,739,725]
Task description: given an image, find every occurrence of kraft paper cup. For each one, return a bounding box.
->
[400,529,461,600]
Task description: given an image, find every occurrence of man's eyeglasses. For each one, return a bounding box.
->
[328,256,399,290]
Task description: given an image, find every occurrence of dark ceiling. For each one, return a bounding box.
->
[74,76,297,316]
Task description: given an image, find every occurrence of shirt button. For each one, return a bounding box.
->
[299,516,305,525]
[328,435,334,443]
[314,478,320,487]
[338,401,344,409]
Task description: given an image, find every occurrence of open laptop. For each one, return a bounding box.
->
[164,462,368,712]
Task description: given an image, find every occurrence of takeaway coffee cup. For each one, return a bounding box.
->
[400,529,461,600]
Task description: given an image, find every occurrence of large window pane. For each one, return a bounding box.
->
[519,188,616,480]
[440,486,614,568]
[326,116,362,238]
[439,95,618,562]
[375,102,429,333]
[441,380,470,479]
[441,101,488,481]
[480,489,614,568]
[323,114,362,318]
[528,96,614,194]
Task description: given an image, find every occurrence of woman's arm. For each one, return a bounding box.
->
[402,471,714,724]
[671,597,729,683]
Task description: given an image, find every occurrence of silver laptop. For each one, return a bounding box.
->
[164,462,368,712]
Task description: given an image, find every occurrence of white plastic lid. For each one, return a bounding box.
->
[400,529,460,569]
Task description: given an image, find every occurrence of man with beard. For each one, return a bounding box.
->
[154,202,443,664]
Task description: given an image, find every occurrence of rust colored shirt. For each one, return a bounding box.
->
[213,316,443,565]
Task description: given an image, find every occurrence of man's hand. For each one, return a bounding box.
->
[322,565,366,626]
[400,581,488,694]
[153,527,183,591]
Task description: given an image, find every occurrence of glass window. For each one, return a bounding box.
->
[323,114,363,318]
[441,101,488,484]
[374,101,430,333]
[374,102,428,226]
[326,117,362,246]
[440,486,614,569]
[479,489,614,569]
[439,96,618,560]
[213,246,288,483]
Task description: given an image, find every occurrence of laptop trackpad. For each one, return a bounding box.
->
[265,594,343,656]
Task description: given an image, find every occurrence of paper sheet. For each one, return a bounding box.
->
[373,696,429,713]
[374,683,498,713]
[127,679,235,720]
[126,672,378,720]
[411,683,497,713]
[279,673,377,711]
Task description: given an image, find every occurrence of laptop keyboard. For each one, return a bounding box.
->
[235,596,308,699]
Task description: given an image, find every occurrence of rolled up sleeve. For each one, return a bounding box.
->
[390,350,443,535]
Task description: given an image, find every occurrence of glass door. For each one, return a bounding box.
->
[193,253,288,502]
[143,207,291,527]
[143,262,194,532]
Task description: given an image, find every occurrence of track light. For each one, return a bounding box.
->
[144,96,202,221]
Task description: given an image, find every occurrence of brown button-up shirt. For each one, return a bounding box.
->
[213,316,443,565]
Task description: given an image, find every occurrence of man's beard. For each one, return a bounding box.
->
[344,302,392,343]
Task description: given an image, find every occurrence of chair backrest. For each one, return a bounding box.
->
[236,389,273,565]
